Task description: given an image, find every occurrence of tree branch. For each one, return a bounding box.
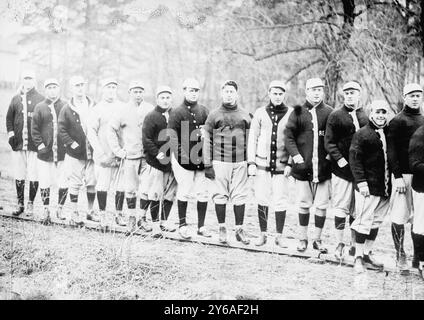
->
[285,58,325,83]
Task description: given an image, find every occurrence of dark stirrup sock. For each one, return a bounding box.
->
[115,191,125,211]
[275,210,286,234]
[58,188,68,206]
[335,216,345,230]
[40,188,50,206]
[126,197,137,209]
[150,201,160,222]
[177,200,188,227]
[29,181,39,203]
[97,191,107,211]
[258,205,268,232]
[234,204,245,226]
[215,203,226,224]
[197,201,207,229]
[161,200,173,221]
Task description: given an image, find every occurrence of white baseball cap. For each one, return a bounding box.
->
[370,99,390,112]
[182,78,200,90]
[128,80,145,91]
[342,81,361,92]
[44,78,60,88]
[403,83,423,96]
[101,78,118,88]
[156,85,173,97]
[22,70,36,79]
[305,78,324,89]
[69,75,86,87]
[268,80,286,92]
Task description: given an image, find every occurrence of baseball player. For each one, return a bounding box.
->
[324,81,369,260]
[203,80,251,245]
[58,76,96,225]
[247,80,293,247]
[6,70,44,217]
[409,123,424,280]
[141,85,177,237]
[387,83,424,271]
[107,80,154,234]
[167,78,211,239]
[31,78,68,224]
[284,78,333,253]
[86,78,126,230]
[350,100,391,273]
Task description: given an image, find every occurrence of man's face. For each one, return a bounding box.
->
[343,89,361,107]
[222,85,237,105]
[305,86,324,104]
[129,87,144,105]
[269,87,285,106]
[71,82,86,98]
[22,77,35,91]
[370,108,388,127]
[45,84,60,100]
[157,92,172,109]
[103,83,117,102]
[404,91,423,109]
[184,87,199,103]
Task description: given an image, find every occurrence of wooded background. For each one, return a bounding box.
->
[1,0,423,112]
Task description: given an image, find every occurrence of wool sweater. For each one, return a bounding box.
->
[387,105,424,178]
[203,103,251,166]
[284,100,333,182]
[168,100,209,171]
[324,105,368,181]
[409,124,424,193]
[6,87,44,151]
[248,102,292,174]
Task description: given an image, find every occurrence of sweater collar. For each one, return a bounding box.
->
[305,100,323,110]
[184,99,197,108]
[266,101,287,114]
[46,97,60,105]
[222,102,238,110]
[403,105,421,115]
[155,105,171,114]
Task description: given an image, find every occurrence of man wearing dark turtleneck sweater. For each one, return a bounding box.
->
[387,83,424,271]
[203,80,251,245]
[285,78,333,253]
[168,78,211,239]
[247,80,293,247]
[325,81,368,261]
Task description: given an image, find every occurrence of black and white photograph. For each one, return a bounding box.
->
[0,0,424,303]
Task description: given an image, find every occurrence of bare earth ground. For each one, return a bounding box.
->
[0,132,424,300]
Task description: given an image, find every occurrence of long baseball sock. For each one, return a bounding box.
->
[364,228,379,255]
[40,188,50,207]
[275,210,286,234]
[391,223,405,258]
[140,199,151,219]
[87,191,96,211]
[234,204,245,229]
[29,181,38,203]
[215,203,226,224]
[177,200,188,227]
[355,231,366,258]
[150,200,160,222]
[126,197,137,217]
[298,212,309,240]
[58,188,68,207]
[115,191,125,212]
[197,201,207,229]
[161,200,173,221]
[258,205,268,232]
[97,191,107,211]
[314,210,326,240]
[349,215,356,246]
[334,215,346,244]
[15,179,25,207]
[411,228,419,266]
[70,193,78,212]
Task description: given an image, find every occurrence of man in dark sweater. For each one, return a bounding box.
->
[387,83,424,271]
[58,76,96,225]
[285,78,333,253]
[203,80,251,245]
[6,70,44,217]
[350,100,391,273]
[31,78,68,224]
[325,81,369,260]
[141,86,177,237]
[409,123,424,280]
[168,78,211,239]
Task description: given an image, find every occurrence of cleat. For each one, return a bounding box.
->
[396,252,409,274]
[87,210,100,222]
[40,207,51,225]
[354,256,366,274]
[115,212,126,226]
[137,217,153,232]
[26,202,34,218]
[363,252,384,269]
[160,222,176,233]
[151,224,163,239]
[12,205,25,217]
[126,216,137,235]
[275,235,288,248]
[313,240,328,254]
[255,233,267,246]
[99,211,107,231]
[235,228,250,245]
[297,239,308,252]
[179,226,192,239]
[219,226,228,244]
[197,226,212,238]
[56,206,66,221]
[334,242,345,261]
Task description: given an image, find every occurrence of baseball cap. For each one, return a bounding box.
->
[101,78,118,88]
[22,70,36,79]
[221,80,238,91]
[305,78,324,90]
[128,80,145,91]
[69,75,86,87]
[268,80,286,92]
[156,85,173,97]
[370,100,390,112]
[342,81,361,92]
[44,78,60,88]
[403,83,423,96]
[182,78,200,90]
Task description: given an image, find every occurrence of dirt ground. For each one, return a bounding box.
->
[0,133,424,300]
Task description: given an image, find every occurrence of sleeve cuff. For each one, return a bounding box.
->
[37,143,46,150]
[357,181,368,189]
[8,131,14,138]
